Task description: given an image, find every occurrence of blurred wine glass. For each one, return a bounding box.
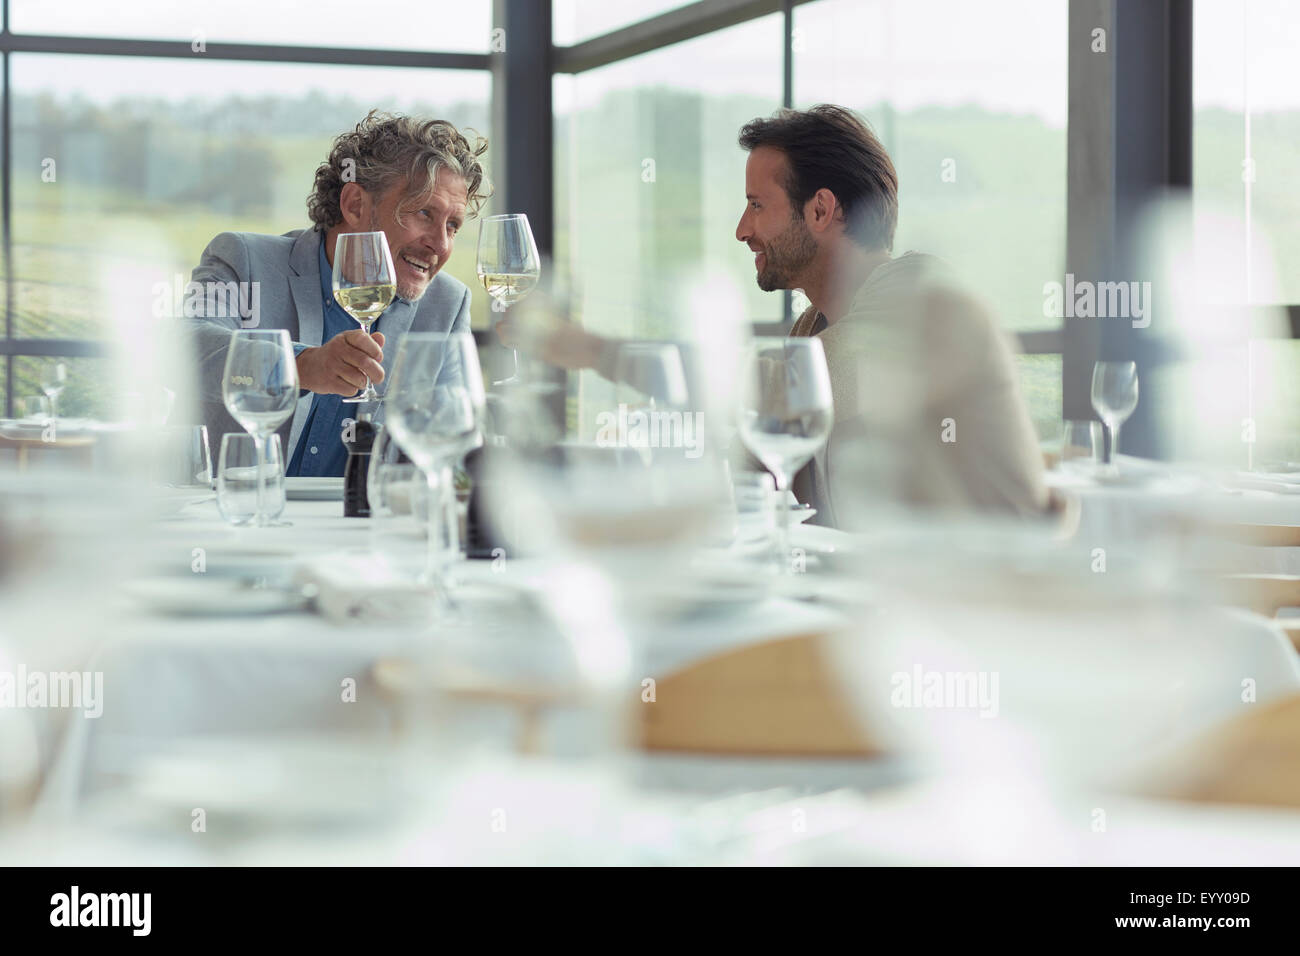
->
[221,329,298,527]
[1060,420,1103,476]
[612,343,690,468]
[383,332,485,606]
[1090,361,1138,469]
[41,361,67,423]
[476,214,541,386]
[737,337,834,573]
[333,231,396,405]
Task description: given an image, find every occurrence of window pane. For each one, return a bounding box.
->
[11,355,113,421]
[555,15,783,440]
[553,0,697,46]
[794,0,1067,332]
[1016,353,1062,443]
[11,0,493,53]
[10,54,492,339]
[1194,0,1300,304]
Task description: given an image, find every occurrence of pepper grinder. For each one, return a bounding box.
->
[342,418,379,517]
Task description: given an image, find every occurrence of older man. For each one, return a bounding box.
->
[183,110,490,474]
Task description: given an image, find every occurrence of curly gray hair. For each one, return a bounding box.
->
[307,110,491,230]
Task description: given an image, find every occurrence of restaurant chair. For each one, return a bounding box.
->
[1144,692,1300,810]
[0,434,96,471]
[370,658,576,756]
[1210,574,1300,619]
[1207,522,1300,548]
[637,633,879,756]
[374,632,881,759]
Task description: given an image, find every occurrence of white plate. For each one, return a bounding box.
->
[122,576,309,616]
[285,476,345,500]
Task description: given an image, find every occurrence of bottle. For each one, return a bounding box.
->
[342,418,379,517]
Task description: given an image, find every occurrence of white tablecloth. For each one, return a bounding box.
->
[1048,458,1300,574]
[37,499,854,814]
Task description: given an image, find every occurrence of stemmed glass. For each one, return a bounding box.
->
[222,329,299,527]
[41,362,67,423]
[1090,361,1139,469]
[333,231,397,404]
[737,337,834,573]
[383,332,486,606]
[612,343,690,468]
[476,214,541,386]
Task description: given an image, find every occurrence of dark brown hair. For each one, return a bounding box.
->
[308,110,491,231]
[738,104,898,251]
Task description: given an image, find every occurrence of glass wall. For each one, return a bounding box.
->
[0,11,492,416]
[554,13,784,439]
[794,0,1066,439]
[552,0,1069,442]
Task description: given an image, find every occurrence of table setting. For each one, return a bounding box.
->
[5,269,1300,866]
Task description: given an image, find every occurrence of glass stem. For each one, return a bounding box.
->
[773,472,791,574]
[425,463,454,608]
[440,461,460,564]
[253,433,268,527]
[1110,423,1121,464]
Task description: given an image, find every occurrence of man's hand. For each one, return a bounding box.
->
[495,315,603,371]
[295,330,386,396]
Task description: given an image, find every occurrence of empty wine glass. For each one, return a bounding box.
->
[1090,361,1139,468]
[41,362,67,423]
[737,337,834,573]
[217,433,287,526]
[476,214,541,386]
[383,332,485,606]
[222,329,298,527]
[18,395,50,422]
[612,343,690,468]
[333,231,397,404]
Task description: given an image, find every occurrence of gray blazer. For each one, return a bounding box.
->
[182,227,471,462]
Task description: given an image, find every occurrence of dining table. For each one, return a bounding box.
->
[7,459,1300,866]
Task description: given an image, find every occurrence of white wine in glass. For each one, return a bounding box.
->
[333,231,397,404]
[476,214,541,386]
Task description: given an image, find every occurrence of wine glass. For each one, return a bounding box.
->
[476,214,541,386]
[611,343,690,468]
[333,231,397,404]
[737,337,834,573]
[41,362,67,423]
[222,329,299,527]
[383,332,486,605]
[1090,361,1139,469]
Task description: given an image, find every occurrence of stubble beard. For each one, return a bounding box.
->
[756,214,818,292]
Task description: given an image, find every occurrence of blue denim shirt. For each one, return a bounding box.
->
[286,240,391,476]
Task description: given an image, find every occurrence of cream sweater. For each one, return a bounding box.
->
[789,252,1049,527]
